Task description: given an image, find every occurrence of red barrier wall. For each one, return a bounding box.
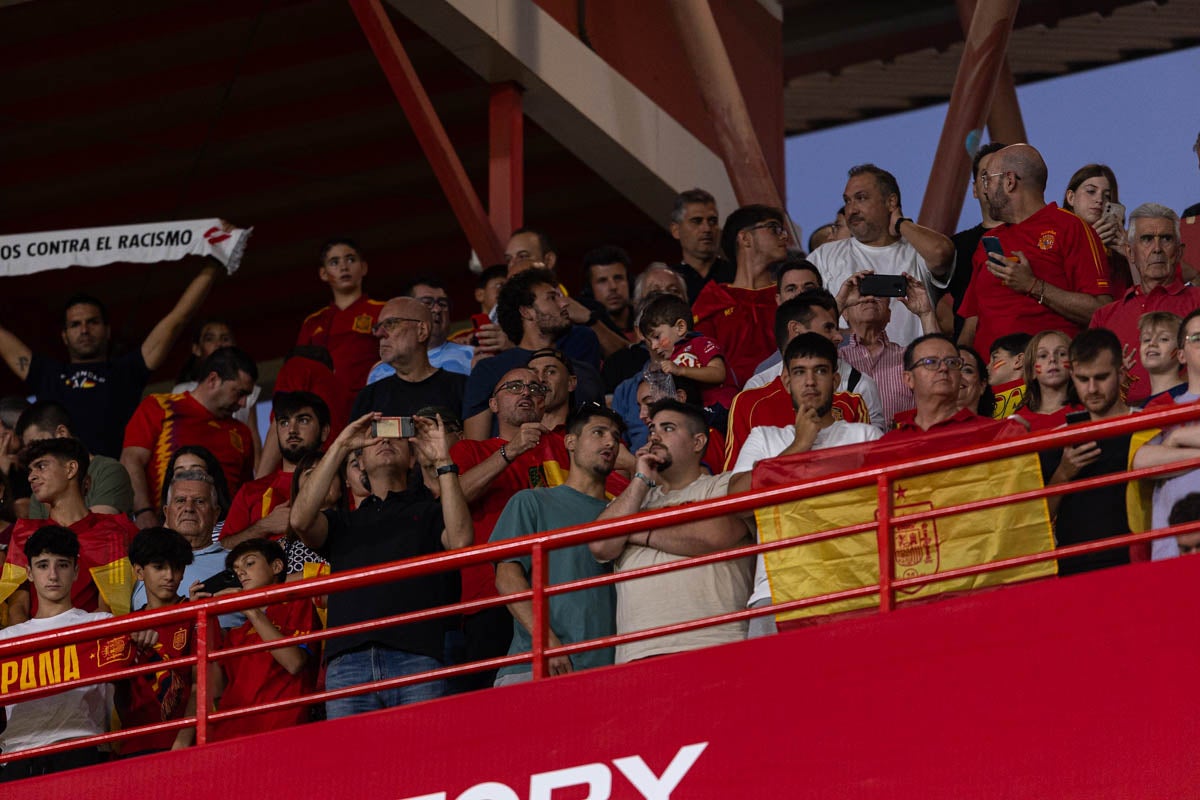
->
[18,554,1199,797]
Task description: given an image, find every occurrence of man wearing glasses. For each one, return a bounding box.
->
[691,205,791,390]
[809,163,955,348]
[959,143,1113,360]
[367,278,474,384]
[350,296,467,421]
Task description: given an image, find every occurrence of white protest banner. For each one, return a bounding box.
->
[0,219,252,277]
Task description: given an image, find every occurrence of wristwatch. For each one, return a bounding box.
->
[892,216,912,237]
[435,463,460,476]
[633,471,657,489]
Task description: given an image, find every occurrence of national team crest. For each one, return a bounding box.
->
[889,499,941,594]
[95,636,133,667]
[1037,230,1057,251]
[172,627,189,652]
[230,429,244,453]
[353,313,373,334]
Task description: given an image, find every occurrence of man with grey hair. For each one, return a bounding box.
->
[669,188,734,303]
[133,469,242,627]
[1091,202,1200,406]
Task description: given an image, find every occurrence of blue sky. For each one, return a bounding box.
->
[784,45,1200,242]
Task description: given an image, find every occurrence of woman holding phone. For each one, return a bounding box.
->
[1062,164,1131,293]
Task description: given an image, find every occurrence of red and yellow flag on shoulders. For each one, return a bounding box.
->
[752,421,1056,621]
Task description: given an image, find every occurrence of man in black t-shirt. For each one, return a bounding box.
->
[947,142,1006,339]
[669,188,735,305]
[351,296,467,420]
[0,262,221,457]
[289,410,472,719]
[1040,329,1133,576]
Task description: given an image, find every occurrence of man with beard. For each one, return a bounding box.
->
[728,334,882,636]
[1040,328,1135,575]
[959,143,1112,359]
[351,296,467,420]
[581,245,636,341]
[489,405,624,684]
[121,347,257,527]
[219,392,331,547]
[590,399,752,663]
[463,269,604,440]
[669,188,734,304]
[809,163,954,346]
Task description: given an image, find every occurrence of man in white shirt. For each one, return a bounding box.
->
[0,526,113,781]
[809,163,954,346]
[729,333,882,637]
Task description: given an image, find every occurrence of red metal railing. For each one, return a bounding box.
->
[4,402,1200,766]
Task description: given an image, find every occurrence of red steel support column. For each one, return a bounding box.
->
[876,475,894,613]
[195,610,210,745]
[955,0,1028,146]
[917,0,1021,234]
[348,0,504,265]
[667,0,784,208]
[530,543,548,680]
[488,82,524,246]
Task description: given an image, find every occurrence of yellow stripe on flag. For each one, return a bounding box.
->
[0,562,28,627]
[755,453,1057,621]
[90,558,135,617]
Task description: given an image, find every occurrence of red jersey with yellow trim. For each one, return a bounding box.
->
[959,202,1111,360]
[8,513,137,615]
[691,283,777,391]
[210,597,319,742]
[124,391,254,506]
[295,295,384,396]
[115,602,193,755]
[723,375,870,471]
[220,470,293,542]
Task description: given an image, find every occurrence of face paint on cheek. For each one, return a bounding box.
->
[1062,360,1072,370]
[1034,364,1043,375]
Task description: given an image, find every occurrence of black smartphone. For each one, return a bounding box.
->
[859,274,907,297]
[371,416,416,438]
[1064,410,1091,425]
[199,569,241,594]
[981,236,1005,260]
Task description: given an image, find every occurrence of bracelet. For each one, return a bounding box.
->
[132,507,155,517]
[633,471,657,488]
[499,444,513,464]
[892,216,911,238]
[435,463,460,476]
[1036,279,1046,305]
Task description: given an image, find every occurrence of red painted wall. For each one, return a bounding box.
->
[21,555,1200,797]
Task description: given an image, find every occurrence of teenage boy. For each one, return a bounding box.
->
[988,332,1031,419]
[0,526,113,781]
[1138,311,1186,405]
[207,538,318,741]
[117,527,196,755]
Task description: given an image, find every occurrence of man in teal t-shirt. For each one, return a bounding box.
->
[489,405,624,685]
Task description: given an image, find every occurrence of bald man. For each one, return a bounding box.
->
[351,296,467,419]
[959,143,1113,359]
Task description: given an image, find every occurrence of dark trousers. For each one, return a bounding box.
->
[448,605,514,694]
[1,746,104,782]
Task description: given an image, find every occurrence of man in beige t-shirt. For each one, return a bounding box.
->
[590,399,752,663]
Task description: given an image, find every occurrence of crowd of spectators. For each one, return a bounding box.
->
[2,136,1200,780]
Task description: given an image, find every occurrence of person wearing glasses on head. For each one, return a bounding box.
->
[350,297,467,422]
[882,333,1026,442]
[809,163,955,348]
[691,205,793,391]
[367,278,474,385]
[958,143,1114,363]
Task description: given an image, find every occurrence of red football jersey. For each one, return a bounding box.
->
[220,470,293,542]
[116,605,193,755]
[295,295,384,398]
[210,597,319,742]
[8,513,138,615]
[123,391,255,505]
[273,355,351,440]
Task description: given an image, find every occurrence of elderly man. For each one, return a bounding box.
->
[351,296,467,420]
[809,164,954,346]
[668,188,734,303]
[368,278,473,383]
[959,143,1113,360]
[691,205,791,388]
[590,399,752,663]
[1090,203,1200,406]
[836,272,942,426]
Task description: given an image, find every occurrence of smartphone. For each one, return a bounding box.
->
[859,274,907,297]
[1064,410,1091,425]
[1104,201,1126,224]
[981,236,1005,260]
[371,416,415,438]
[199,569,241,595]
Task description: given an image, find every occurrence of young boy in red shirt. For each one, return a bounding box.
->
[208,538,318,741]
[118,527,196,755]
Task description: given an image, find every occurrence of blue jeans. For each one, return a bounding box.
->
[325,646,446,720]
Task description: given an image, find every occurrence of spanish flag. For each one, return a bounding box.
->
[752,424,1057,622]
